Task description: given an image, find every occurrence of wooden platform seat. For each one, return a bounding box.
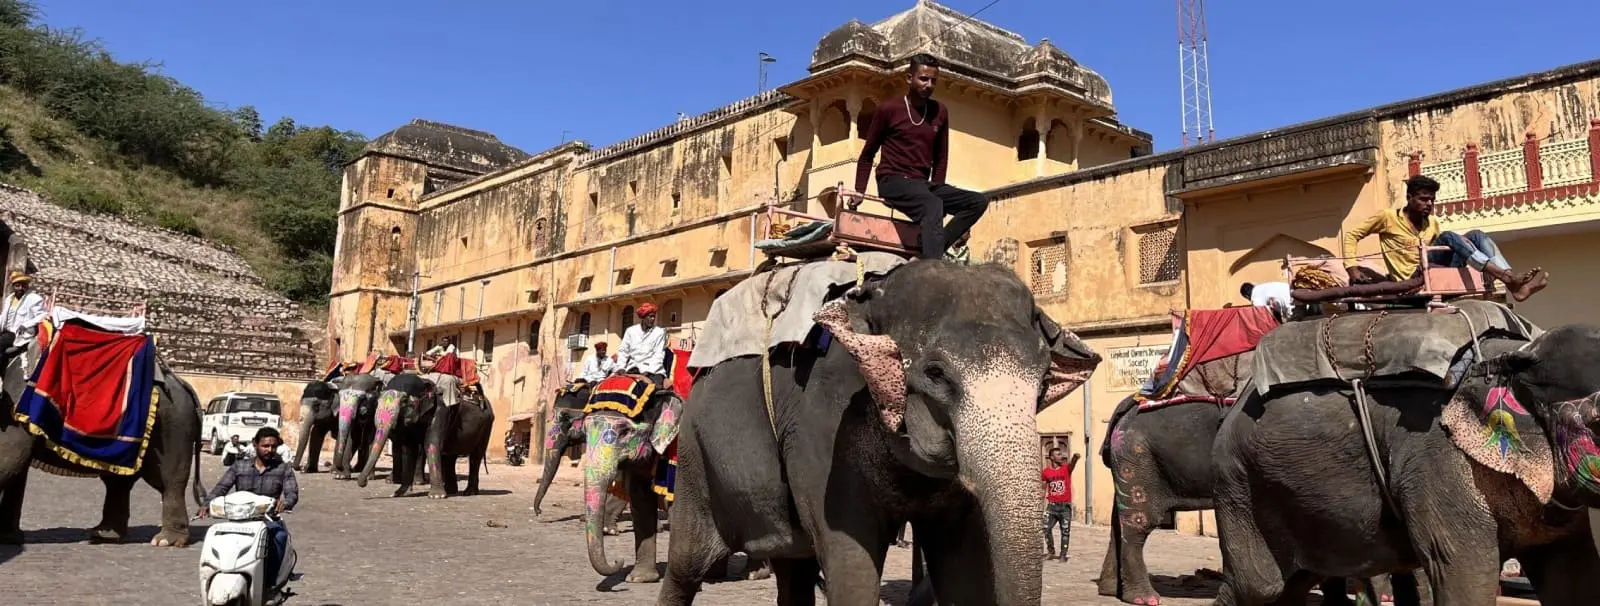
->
[1283,244,1494,307]
[758,182,920,261]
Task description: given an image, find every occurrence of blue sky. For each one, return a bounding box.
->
[32,0,1600,154]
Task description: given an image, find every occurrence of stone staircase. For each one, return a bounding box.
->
[0,184,319,380]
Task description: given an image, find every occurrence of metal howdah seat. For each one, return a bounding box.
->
[760,181,921,261]
[1283,244,1494,308]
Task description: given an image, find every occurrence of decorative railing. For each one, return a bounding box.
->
[1412,120,1600,215]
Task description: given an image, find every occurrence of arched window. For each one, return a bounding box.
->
[620,305,635,332]
[660,298,684,328]
[1016,119,1040,161]
[578,312,592,335]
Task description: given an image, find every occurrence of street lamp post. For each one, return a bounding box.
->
[758,52,776,94]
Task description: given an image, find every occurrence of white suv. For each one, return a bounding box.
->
[202,392,283,455]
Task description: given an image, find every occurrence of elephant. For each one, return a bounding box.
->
[354,372,495,498]
[1095,350,1420,605]
[0,337,206,546]
[577,374,682,583]
[1211,323,1600,605]
[330,371,383,480]
[294,378,371,475]
[656,260,1101,605]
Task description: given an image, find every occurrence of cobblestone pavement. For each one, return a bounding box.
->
[1,454,1232,605]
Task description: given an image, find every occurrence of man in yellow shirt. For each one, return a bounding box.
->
[1342,175,1548,301]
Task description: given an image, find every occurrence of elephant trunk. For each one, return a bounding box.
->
[583,417,625,576]
[333,390,361,477]
[356,390,402,488]
[294,400,317,470]
[533,429,569,515]
[955,372,1046,605]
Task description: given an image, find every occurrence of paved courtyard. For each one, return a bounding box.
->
[1,453,1233,605]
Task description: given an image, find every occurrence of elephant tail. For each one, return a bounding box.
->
[192,440,207,508]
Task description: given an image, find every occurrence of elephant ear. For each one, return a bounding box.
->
[1442,353,1554,503]
[1034,306,1102,411]
[650,396,683,455]
[814,294,907,433]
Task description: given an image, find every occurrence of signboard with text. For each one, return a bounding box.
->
[1106,345,1171,391]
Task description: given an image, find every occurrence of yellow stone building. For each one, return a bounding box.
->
[329,0,1600,535]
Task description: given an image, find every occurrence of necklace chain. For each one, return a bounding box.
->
[904,95,928,126]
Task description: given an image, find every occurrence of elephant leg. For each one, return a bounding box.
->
[1102,504,1160,604]
[89,473,139,543]
[772,558,821,606]
[625,472,662,583]
[464,415,489,496]
[1516,537,1600,606]
[1317,578,1353,606]
[1212,485,1285,604]
[425,404,454,499]
[603,493,625,535]
[138,451,193,547]
[442,454,460,496]
[391,440,418,498]
[1389,571,1424,606]
[917,512,1008,606]
[0,463,29,544]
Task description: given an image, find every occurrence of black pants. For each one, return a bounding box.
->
[877,175,990,260]
[1043,502,1072,555]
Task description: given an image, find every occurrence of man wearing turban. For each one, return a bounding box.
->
[1,272,45,370]
[615,302,668,388]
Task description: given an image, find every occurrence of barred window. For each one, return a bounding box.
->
[1029,243,1068,296]
[1136,224,1181,284]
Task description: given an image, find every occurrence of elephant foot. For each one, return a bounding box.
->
[627,568,661,584]
[150,528,191,547]
[87,526,126,544]
[428,487,448,499]
[462,487,480,497]
[1128,596,1161,606]
[747,566,773,581]
[392,485,411,498]
[603,526,619,536]
[0,529,22,545]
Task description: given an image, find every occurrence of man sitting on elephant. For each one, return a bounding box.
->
[1342,174,1549,300]
[615,303,668,389]
[578,341,615,385]
[1,272,46,372]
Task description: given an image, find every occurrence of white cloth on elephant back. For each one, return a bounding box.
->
[49,305,145,335]
[687,251,909,370]
[1248,299,1541,397]
[422,372,462,407]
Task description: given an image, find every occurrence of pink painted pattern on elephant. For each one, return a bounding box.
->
[337,390,359,425]
[813,299,907,430]
[375,392,402,429]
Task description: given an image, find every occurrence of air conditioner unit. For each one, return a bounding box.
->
[565,334,588,350]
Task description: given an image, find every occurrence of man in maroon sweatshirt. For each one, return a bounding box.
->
[853,53,990,260]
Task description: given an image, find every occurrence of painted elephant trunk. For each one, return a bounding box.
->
[584,465,625,575]
[532,429,569,515]
[333,390,361,477]
[356,390,402,488]
[956,376,1046,605]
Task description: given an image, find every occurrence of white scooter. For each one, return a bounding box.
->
[198,491,298,606]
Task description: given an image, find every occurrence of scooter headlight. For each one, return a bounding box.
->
[221,501,262,521]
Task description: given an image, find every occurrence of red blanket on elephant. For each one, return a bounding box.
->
[1139,306,1278,401]
[12,322,159,475]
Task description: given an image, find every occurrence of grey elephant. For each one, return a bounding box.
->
[656,261,1101,605]
[1212,314,1600,604]
[294,379,370,475]
[1096,350,1420,605]
[354,372,494,498]
[328,371,383,480]
[0,336,205,546]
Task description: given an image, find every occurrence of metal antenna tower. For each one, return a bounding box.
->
[1177,0,1215,146]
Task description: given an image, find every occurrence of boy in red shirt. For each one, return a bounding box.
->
[1041,447,1081,561]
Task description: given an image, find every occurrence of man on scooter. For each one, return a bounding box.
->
[198,427,299,587]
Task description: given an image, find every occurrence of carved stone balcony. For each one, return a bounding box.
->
[1416,121,1600,225]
